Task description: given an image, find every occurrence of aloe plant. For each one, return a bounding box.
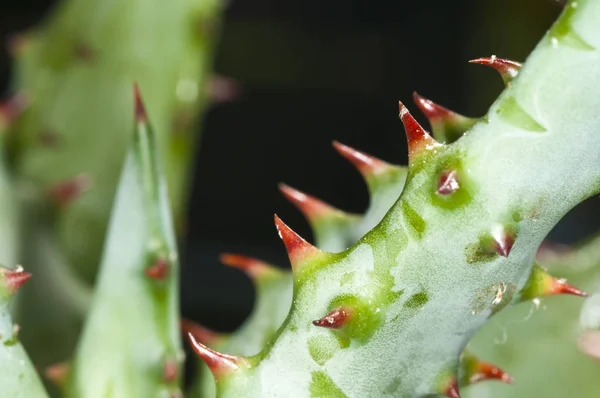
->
[183,1,600,396]
[0,0,598,397]
[4,0,223,367]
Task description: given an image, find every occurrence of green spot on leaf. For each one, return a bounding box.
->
[496,96,546,132]
[310,371,347,398]
[308,335,340,366]
[548,2,594,50]
[400,201,426,238]
[340,272,354,287]
[404,291,429,309]
[328,295,382,343]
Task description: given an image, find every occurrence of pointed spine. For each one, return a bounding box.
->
[469,360,513,384]
[469,56,522,85]
[461,351,513,385]
[206,75,241,104]
[520,263,587,301]
[279,183,348,224]
[186,333,247,379]
[312,307,352,329]
[412,92,478,143]
[219,253,281,281]
[398,101,442,164]
[274,214,322,272]
[0,91,30,131]
[490,224,515,257]
[181,319,223,345]
[44,362,70,386]
[0,266,32,294]
[332,141,402,194]
[163,358,179,383]
[437,170,460,195]
[145,257,170,280]
[48,173,93,206]
[133,83,148,123]
[444,379,460,398]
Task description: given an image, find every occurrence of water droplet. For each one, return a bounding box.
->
[551,37,560,48]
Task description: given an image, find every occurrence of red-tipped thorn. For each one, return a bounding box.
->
[133,83,147,123]
[470,359,513,384]
[279,183,342,223]
[206,75,241,104]
[219,253,277,281]
[444,379,460,398]
[469,56,522,84]
[0,91,30,128]
[4,272,31,293]
[163,359,178,383]
[437,170,459,195]
[274,214,321,271]
[413,92,460,124]
[180,319,222,345]
[550,277,588,298]
[44,362,70,386]
[49,173,93,206]
[146,257,169,280]
[332,141,395,180]
[312,307,352,329]
[186,332,246,379]
[398,101,441,157]
[491,226,515,258]
[1,266,32,294]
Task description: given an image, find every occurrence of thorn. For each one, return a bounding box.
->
[74,43,95,62]
[206,75,241,103]
[437,170,459,195]
[469,56,522,84]
[219,253,279,281]
[133,83,147,123]
[412,92,466,125]
[412,92,477,143]
[48,173,93,206]
[163,358,178,383]
[146,257,169,280]
[469,358,513,384]
[186,332,246,379]
[0,91,30,129]
[312,307,352,329]
[491,225,515,257]
[521,264,587,302]
[0,266,32,294]
[44,362,70,386]
[180,319,222,345]
[398,101,441,159]
[279,183,344,224]
[551,277,588,297]
[274,214,321,271]
[6,33,31,57]
[444,379,460,398]
[332,141,396,180]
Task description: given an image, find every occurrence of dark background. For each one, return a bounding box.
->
[1,0,597,334]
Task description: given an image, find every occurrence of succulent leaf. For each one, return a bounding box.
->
[10,0,223,366]
[191,1,600,395]
[66,87,182,397]
[0,265,48,397]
